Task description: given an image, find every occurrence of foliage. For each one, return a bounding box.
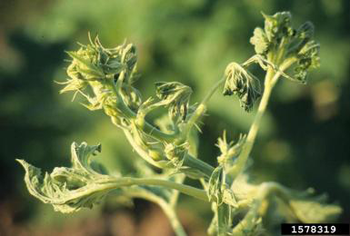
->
[18,12,341,235]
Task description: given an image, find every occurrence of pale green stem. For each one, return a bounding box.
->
[107,77,179,142]
[227,67,276,178]
[200,76,226,106]
[169,174,186,207]
[121,189,187,236]
[159,201,187,236]
[124,128,215,179]
[123,129,165,168]
[271,58,297,85]
[109,177,208,201]
[228,59,295,178]
[179,77,226,142]
[94,176,208,202]
[183,154,215,179]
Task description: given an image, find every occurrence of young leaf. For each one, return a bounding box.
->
[262,11,293,43]
[223,63,261,112]
[155,81,192,121]
[217,132,246,166]
[251,11,320,84]
[250,27,269,55]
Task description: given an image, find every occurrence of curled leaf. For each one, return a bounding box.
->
[223,63,261,112]
[217,132,246,166]
[297,21,315,41]
[121,85,142,112]
[17,142,115,213]
[292,40,320,83]
[287,21,315,55]
[250,12,320,84]
[262,11,293,43]
[250,27,269,55]
[66,50,105,80]
[61,35,139,114]
[155,81,192,121]
[164,143,187,170]
[208,166,224,204]
[207,167,236,206]
[65,36,136,82]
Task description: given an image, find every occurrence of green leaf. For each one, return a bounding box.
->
[17,142,115,213]
[164,143,187,168]
[163,143,204,179]
[62,35,139,117]
[70,142,102,174]
[290,40,320,83]
[287,21,315,56]
[58,78,87,95]
[67,51,105,79]
[262,11,293,43]
[253,12,320,84]
[207,167,237,235]
[223,62,261,112]
[155,81,192,121]
[208,166,224,204]
[297,21,315,41]
[250,27,269,55]
[121,85,142,112]
[217,131,246,167]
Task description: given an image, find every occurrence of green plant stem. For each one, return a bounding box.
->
[158,200,187,236]
[108,78,179,142]
[169,174,186,207]
[107,177,209,202]
[183,154,215,179]
[179,77,226,142]
[121,189,187,236]
[123,129,166,168]
[124,129,215,179]
[227,59,295,179]
[228,67,276,178]
[112,75,220,178]
[201,76,227,106]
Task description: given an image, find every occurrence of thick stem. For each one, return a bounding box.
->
[183,154,215,179]
[123,129,166,168]
[124,129,215,178]
[123,177,209,201]
[99,176,208,201]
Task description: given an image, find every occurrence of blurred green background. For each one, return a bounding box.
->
[1,0,349,235]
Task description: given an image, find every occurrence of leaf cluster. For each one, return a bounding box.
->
[250,11,320,83]
[18,11,341,236]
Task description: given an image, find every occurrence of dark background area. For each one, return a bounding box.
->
[0,0,349,235]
